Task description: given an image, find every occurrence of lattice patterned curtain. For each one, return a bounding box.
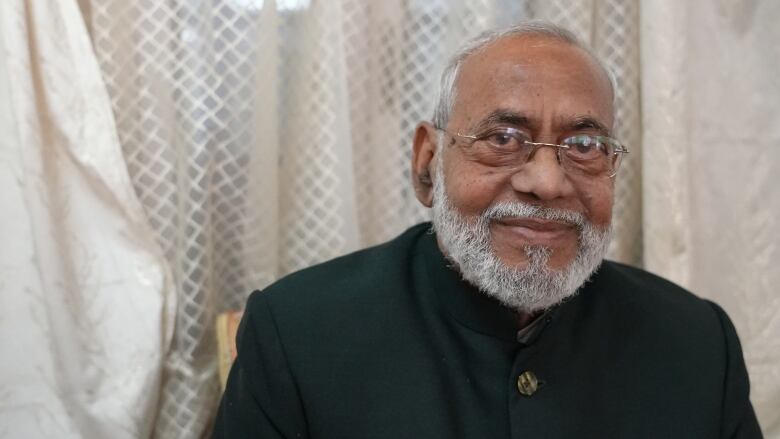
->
[80,1,642,436]
[79,0,642,436]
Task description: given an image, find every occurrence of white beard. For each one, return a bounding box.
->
[430,157,613,313]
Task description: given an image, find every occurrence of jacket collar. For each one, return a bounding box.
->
[416,228,559,343]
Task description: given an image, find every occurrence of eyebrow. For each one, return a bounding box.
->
[471,110,611,136]
[566,116,611,136]
[472,109,533,133]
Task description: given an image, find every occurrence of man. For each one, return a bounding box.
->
[214,22,762,438]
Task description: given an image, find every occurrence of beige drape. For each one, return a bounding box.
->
[642,1,780,434]
[0,0,173,437]
[1,0,777,437]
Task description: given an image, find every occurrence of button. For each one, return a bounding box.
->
[517,371,538,396]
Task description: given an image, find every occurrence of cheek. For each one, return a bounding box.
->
[578,183,614,227]
[444,160,504,216]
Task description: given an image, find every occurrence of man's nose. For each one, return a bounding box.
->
[508,147,575,201]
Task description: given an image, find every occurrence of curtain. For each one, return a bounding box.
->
[0,0,173,437]
[2,0,776,437]
[642,1,780,434]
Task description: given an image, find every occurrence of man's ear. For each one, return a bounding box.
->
[412,121,440,208]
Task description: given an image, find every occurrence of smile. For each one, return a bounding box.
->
[492,217,577,245]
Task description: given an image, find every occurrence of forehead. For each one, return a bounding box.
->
[451,35,614,131]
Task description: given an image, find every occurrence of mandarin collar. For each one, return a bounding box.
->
[416,229,560,343]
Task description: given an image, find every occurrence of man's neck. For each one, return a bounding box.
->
[516,311,538,330]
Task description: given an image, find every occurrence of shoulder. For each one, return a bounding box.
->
[584,260,730,352]
[565,262,760,433]
[244,223,431,322]
[594,260,717,314]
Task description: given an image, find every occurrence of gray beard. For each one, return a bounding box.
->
[430,158,613,313]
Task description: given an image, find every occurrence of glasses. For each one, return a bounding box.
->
[439,126,629,178]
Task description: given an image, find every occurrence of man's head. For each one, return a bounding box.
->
[412,22,621,313]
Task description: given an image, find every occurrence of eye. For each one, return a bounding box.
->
[489,133,514,146]
[563,135,609,160]
[481,129,528,150]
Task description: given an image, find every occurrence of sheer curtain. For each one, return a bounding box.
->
[2,0,776,437]
[79,1,642,436]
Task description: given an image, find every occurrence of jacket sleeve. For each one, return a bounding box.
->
[212,292,309,439]
[706,301,763,439]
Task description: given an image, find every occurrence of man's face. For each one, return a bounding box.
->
[420,36,616,272]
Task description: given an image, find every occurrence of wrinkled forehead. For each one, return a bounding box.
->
[452,35,614,130]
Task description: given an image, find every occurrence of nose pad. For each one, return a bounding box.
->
[525,142,564,166]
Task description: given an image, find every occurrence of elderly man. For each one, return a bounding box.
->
[213,22,762,438]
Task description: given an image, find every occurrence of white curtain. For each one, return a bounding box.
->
[0,0,173,437]
[642,1,780,434]
[1,0,776,437]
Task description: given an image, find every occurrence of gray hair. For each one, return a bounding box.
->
[431,20,616,130]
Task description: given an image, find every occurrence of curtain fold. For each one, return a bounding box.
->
[0,0,173,437]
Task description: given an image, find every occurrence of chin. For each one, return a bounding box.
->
[493,245,577,272]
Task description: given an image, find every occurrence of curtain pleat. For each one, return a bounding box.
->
[0,0,173,437]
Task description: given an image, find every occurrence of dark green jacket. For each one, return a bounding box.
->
[214,223,762,438]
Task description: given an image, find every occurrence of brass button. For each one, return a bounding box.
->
[517,371,538,396]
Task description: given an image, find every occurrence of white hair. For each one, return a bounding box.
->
[431,20,617,130]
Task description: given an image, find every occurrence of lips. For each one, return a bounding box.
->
[493,217,577,245]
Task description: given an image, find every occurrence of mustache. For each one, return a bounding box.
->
[481,202,587,229]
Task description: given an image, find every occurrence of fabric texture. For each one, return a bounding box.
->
[641,2,780,433]
[0,0,174,437]
[214,223,762,438]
